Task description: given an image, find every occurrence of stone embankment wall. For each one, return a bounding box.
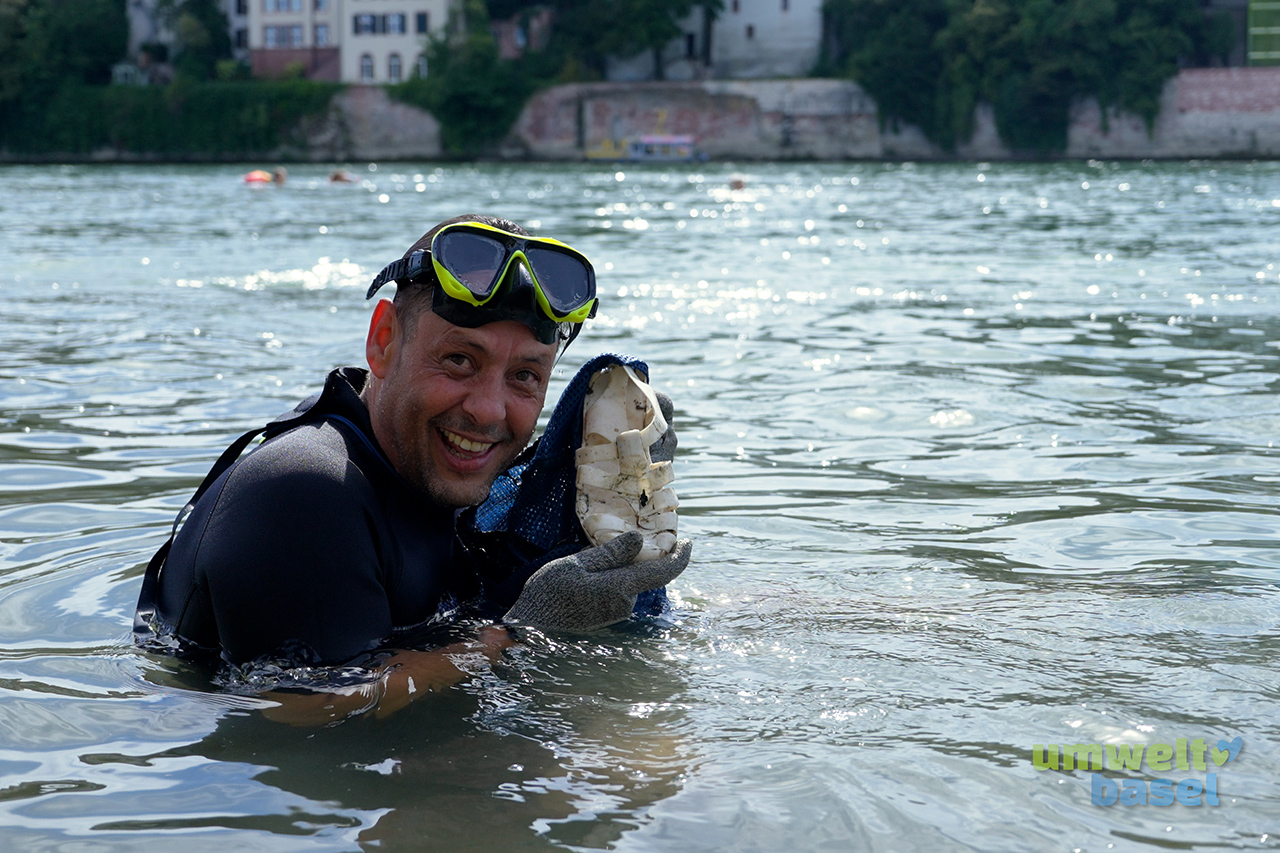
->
[1066,68,1280,159]
[299,86,442,161]
[508,79,883,160]
[507,68,1280,161]
[7,69,1276,162]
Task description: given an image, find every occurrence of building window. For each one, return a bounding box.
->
[264,0,301,12]
[314,0,328,9]
[746,24,754,39]
[264,25,302,47]
[685,33,696,59]
[234,28,248,49]
[416,53,428,78]
[388,53,402,82]
[416,12,428,33]
[782,0,789,9]
[731,0,739,11]
[236,0,248,15]
[360,54,374,81]
[354,14,404,35]
[315,23,329,46]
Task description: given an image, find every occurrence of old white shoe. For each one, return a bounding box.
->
[575,364,678,561]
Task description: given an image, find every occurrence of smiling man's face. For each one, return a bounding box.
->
[363,301,556,507]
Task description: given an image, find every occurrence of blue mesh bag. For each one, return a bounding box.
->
[459,353,670,619]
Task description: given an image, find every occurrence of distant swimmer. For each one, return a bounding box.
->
[328,169,355,184]
[243,168,287,186]
[728,174,747,191]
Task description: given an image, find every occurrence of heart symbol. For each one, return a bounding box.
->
[1212,737,1243,766]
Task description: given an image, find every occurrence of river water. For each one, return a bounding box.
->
[1,159,1279,850]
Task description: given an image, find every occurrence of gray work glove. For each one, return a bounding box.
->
[504,531,693,632]
[649,391,677,464]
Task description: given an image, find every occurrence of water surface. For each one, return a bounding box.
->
[1,160,1279,850]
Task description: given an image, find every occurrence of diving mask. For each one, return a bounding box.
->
[367,221,599,346]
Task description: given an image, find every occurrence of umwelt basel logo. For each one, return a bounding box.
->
[1033,736,1244,806]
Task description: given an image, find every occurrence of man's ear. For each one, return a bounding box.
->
[365,299,401,379]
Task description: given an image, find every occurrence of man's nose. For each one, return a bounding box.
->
[460,370,507,427]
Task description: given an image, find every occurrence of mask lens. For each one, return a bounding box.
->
[524,247,593,313]
[435,232,508,297]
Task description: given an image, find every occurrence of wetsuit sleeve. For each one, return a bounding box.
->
[185,435,392,665]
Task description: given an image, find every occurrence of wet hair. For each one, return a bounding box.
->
[393,214,529,339]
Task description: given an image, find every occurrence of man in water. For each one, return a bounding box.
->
[134,214,691,722]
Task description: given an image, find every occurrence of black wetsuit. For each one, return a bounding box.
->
[141,367,483,665]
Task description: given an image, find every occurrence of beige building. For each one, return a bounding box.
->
[247,0,449,83]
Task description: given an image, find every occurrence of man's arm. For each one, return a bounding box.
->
[260,625,516,726]
[188,454,515,725]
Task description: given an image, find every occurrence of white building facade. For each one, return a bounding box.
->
[607,0,824,82]
[247,0,448,83]
[125,0,820,85]
[342,0,448,83]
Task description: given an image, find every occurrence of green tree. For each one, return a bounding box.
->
[822,0,948,137]
[158,0,232,81]
[9,0,127,89]
[0,0,31,105]
[621,0,696,80]
[697,0,725,68]
[539,0,700,80]
[543,0,619,78]
[393,0,532,155]
[0,0,127,146]
[483,0,714,82]
[824,0,1224,154]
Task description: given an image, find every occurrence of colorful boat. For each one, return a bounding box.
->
[586,134,699,162]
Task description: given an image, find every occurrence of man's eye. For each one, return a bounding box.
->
[445,353,469,367]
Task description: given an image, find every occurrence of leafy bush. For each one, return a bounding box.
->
[389,0,533,156]
[389,0,715,155]
[823,0,1232,154]
[0,79,340,157]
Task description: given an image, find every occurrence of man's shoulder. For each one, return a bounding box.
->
[230,417,369,493]
[230,366,378,486]
[190,420,380,552]
[184,369,394,535]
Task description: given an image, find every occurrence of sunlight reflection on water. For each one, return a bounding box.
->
[1,160,1280,850]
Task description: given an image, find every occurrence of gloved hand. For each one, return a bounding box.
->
[649,391,677,464]
[504,531,693,632]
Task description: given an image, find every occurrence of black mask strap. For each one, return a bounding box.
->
[366,250,430,299]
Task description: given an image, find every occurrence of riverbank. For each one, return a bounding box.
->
[3,69,1278,163]
[510,69,1280,161]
